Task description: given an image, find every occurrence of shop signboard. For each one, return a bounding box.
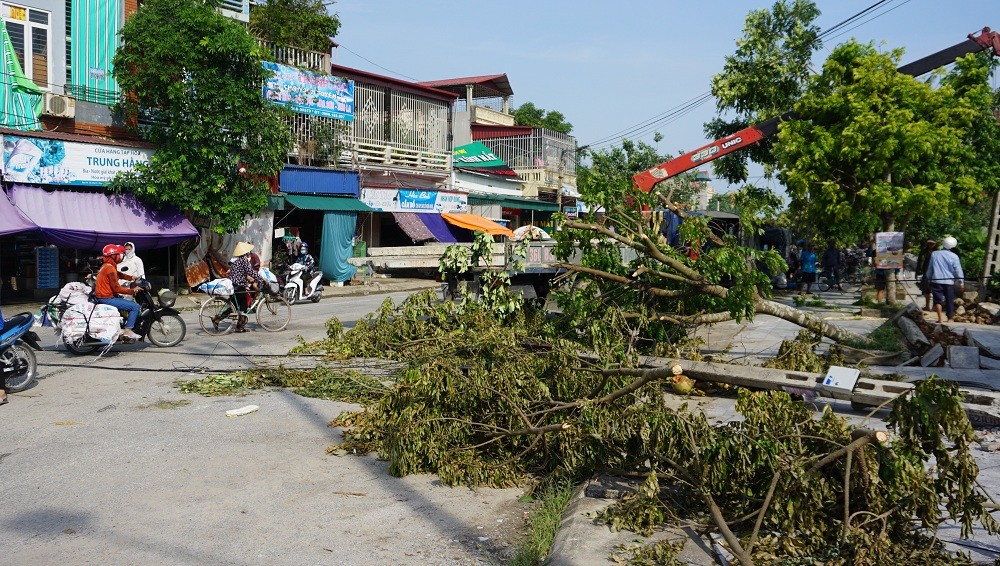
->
[262,61,354,121]
[875,231,904,269]
[2,135,153,186]
[361,188,468,213]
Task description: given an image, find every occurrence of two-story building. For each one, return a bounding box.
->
[0,0,198,299]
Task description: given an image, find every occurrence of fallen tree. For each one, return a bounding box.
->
[283,292,999,564]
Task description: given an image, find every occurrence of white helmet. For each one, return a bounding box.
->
[943,236,957,250]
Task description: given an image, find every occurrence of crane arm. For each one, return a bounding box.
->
[632,27,1000,193]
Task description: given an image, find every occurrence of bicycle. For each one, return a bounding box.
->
[817,267,862,293]
[198,288,291,335]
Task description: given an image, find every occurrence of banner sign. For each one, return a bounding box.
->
[2,135,153,186]
[361,188,468,213]
[452,141,517,176]
[875,231,904,269]
[262,61,354,121]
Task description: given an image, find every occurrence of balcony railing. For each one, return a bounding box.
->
[257,39,330,75]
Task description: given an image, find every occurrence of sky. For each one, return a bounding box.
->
[329,0,998,194]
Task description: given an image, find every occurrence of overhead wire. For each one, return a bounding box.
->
[581,0,910,152]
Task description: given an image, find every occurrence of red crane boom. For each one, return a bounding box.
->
[632,27,1000,193]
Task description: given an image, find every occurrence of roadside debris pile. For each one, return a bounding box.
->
[949,298,1000,325]
[894,303,1000,370]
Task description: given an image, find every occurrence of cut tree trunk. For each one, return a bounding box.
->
[754,298,864,343]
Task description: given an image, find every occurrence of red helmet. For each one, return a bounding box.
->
[103,244,126,258]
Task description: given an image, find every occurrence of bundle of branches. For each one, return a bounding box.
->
[307,294,996,564]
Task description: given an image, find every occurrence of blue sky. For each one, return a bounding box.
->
[331,0,998,194]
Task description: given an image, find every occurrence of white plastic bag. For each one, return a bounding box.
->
[60,303,122,344]
[259,267,279,294]
[198,278,234,298]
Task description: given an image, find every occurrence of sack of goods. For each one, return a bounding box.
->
[57,281,92,305]
[258,267,280,293]
[60,303,122,343]
[197,278,234,298]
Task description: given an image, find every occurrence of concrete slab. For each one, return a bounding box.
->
[981,357,1000,371]
[920,343,944,367]
[965,328,1000,359]
[948,345,982,369]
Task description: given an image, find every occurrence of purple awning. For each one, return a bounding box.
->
[9,185,198,251]
[391,212,435,243]
[417,213,459,243]
[0,189,37,236]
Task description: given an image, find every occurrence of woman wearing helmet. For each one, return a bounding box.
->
[94,244,142,340]
[926,236,964,323]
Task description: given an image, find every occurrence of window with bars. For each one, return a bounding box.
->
[2,2,50,89]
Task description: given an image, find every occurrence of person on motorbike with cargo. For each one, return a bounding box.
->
[94,244,141,341]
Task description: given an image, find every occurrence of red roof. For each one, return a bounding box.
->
[330,64,459,102]
[420,74,513,98]
[471,124,532,140]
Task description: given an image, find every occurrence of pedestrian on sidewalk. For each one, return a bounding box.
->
[926,236,964,323]
[915,239,936,311]
[799,242,817,294]
[821,239,842,290]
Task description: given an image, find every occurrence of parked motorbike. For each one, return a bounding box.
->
[60,277,187,355]
[1,311,42,393]
[283,262,323,304]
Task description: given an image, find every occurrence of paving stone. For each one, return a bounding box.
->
[948,345,982,369]
[981,357,1000,371]
[978,302,1000,318]
[966,329,1000,358]
[920,343,944,367]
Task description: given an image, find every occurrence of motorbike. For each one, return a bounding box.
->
[59,277,187,355]
[282,262,323,304]
[1,311,42,393]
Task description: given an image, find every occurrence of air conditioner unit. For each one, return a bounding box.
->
[44,93,76,119]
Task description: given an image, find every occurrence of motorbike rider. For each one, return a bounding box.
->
[117,241,145,301]
[295,242,317,295]
[94,244,141,341]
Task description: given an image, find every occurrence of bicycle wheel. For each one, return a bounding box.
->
[256,294,291,332]
[817,277,831,292]
[839,276,861,293]
[199,296,236,336]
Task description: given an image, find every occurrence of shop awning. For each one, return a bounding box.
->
[441,213,513,237]
[0,189,37,236]
[391,212,435,243]
[284,194,374,212]
[9,184,197,251]
[467,193,559,212]
[417,213,459,243]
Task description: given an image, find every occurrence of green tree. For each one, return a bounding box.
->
[512,101,573,134]
[707,0,821,184]
[250,0,341,54]
[775,42,987,302]
[112,0,292,234]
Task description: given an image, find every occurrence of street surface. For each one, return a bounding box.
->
[1,291,525,565]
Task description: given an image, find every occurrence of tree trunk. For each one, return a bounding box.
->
[754,298,864,343]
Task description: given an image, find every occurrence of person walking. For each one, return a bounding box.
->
[925,236,964,323]
[799,242,817,295]
[915,239,936,311]
[821,239,842,290]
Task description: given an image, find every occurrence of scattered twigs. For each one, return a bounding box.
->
[747,470,781,555]
[809,429,888,475]
[485,422,571,438]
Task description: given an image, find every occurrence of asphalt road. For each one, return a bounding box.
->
[1,292,525,565]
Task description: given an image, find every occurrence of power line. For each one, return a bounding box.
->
[335,43,420,82]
